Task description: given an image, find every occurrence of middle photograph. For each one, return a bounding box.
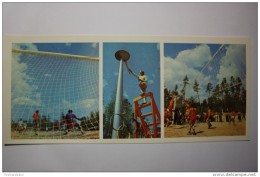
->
[103,42,161,139]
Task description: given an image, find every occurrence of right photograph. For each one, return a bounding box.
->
[164,43,247,138]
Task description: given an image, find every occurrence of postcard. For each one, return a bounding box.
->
[3,36,250,144]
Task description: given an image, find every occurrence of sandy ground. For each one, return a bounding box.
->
[11,129,99,139]
[165,120,246,138]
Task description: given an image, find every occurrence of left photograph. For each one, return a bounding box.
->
[11,43,99,139]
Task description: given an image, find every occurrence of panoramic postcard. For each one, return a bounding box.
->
[3,36,250,144]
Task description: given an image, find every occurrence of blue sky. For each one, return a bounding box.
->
[164,43,246,101]
[11,42,99,122]
[103,42,161,114]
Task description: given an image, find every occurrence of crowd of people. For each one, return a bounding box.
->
[164,96,246,135]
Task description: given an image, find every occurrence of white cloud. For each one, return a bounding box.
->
[12,96,42,106]
[62,99,71,108]
[79,98,98,108]
[164,56,199,90]
[164,45,212,90]
[156,43,160,51]
[12,43,38,51]
[123,90,129,99]
[65,43,72,47]
[91,43,98,49]
[175,44,211,68]
[164,44,246,102]
[164,45,212,101]
[208,66,213,71]
[217,44,246,83]
[148,80,154,85]
[62,98,98,110]
[12,43,43,106]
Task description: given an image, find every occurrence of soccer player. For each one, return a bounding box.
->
[17,118,26,133]
[33,110,40,135]
[64,110,84,135]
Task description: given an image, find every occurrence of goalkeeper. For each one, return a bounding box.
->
[64,109,85,135]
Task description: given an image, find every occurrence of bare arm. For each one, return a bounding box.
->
[125,62,139,79]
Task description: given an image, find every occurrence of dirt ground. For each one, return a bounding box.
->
[11,129,99,139]
[165,120,246,138]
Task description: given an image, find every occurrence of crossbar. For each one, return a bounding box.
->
[12,48,99,62]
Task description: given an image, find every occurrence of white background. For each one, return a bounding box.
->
[2,2,258,172]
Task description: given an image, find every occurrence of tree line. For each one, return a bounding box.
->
[165,75,246,114]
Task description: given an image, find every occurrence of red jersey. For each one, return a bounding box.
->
[168,99,174,111]
[189,108,197,122]
[33,113,39,121]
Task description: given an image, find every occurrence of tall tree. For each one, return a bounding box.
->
[241,87,246,113]
[213,84,220,97]
[182,75,189,101]
[230,76,236,98]
[193,79,200,103]
[211,84,222,112]
[206,82,213,97]
[235,77,242,99]
[220,77,229,111]
[206,82,213,106]
[164,87,170,108]
[221,77,228,95]
[234,77,242,111]
[174,84,179,96]
[103,92,133,139]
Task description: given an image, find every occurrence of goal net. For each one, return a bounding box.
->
[11,46,99,139]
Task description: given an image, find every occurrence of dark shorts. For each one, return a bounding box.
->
[139,83,147,90]
[33,120,39,128]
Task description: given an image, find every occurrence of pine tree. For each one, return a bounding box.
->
[103,91,133,139]
[193,79,200,103]
[182,75,189,102]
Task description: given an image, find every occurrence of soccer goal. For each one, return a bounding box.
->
[11,47,99,139]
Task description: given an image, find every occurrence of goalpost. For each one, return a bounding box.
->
[11,48,99,139]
